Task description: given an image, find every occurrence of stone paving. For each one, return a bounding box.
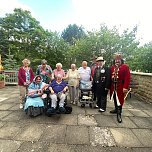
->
[0,86,152,152]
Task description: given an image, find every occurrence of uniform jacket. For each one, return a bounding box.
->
[110,64,130,106]
[93,66,111,96]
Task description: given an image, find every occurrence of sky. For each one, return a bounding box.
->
[0,0,152,45]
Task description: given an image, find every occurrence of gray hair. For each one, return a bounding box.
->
[41,59,47,64]
[71,64,76,67]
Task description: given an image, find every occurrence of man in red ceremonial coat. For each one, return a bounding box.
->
[110,53,130,123]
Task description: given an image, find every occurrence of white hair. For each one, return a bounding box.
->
[82,61,87,66]
[56,74,62,78]
[56,63,62,68]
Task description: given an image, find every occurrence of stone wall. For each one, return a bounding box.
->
[131,72,152,103]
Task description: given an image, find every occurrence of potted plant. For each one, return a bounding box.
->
[0,74,5,89]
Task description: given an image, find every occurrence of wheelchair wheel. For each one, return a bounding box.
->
[65,105,72,114]
[81,104,85,108]
[89,103,92,108]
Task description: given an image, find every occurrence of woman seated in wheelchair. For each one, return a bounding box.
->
[48,74,68,114]
[24,75,48,117]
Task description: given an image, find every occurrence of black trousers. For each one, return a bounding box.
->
[92,83,97,101]
[96,85,108,111]
[97,96,107,110]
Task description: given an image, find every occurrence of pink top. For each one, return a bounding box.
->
[52,69,65,79]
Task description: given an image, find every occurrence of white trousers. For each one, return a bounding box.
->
[50,93,66,108]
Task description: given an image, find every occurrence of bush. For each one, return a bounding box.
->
[0,74,9,81]
[0,74,4,81]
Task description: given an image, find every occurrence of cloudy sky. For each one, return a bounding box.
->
[0,0,152,44]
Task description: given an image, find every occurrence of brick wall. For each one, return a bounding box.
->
[131,72,152,103]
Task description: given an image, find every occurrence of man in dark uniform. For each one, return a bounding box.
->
[93,56,111,112]
[110,53,130,123]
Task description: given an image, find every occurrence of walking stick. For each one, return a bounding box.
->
[124,88,132,100]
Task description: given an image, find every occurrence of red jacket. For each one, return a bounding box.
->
[91,63,98,77]
[110,64,130,106]
[18,67,34,86]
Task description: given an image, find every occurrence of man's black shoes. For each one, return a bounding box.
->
[59,107,66,114]
[110,107,122,123]
[110,109,117,114]
[117,107,122,123]
[117,113,122,123]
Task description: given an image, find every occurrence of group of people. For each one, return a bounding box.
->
[18,53,130,123]
[91,54,130,123]
[18,59,68,115]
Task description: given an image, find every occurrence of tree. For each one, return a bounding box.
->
[0,8,46,63]
[61,24,86,45]
[3,49,18,70]
[132,43,152,72]
[0,8,69,70]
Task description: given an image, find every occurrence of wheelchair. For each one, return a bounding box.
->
[43,89,72,116]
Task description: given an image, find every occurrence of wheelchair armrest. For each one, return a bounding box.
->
[43,88,51,95]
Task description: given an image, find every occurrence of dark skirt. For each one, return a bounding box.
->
[25,106,44,117]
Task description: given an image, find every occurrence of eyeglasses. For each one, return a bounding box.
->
[36,79,41,80]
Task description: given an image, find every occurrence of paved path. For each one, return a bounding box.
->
[0,86,152,152]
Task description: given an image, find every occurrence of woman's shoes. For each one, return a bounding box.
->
[19,103,23,109]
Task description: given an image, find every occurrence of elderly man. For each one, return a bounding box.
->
[93,56,111,112]
[110,53,130,123]
[49,74,68,114]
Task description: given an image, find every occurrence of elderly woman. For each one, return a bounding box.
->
[52,63,66,80]
[36,59,52,84]
[24,75,48,117]
[66,64,80,104]
[18,58,34,109]
[78,60,92,90]
[49,74,68,114]
[78,61,91,82]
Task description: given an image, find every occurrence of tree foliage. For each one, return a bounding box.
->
[0,8,151,72]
